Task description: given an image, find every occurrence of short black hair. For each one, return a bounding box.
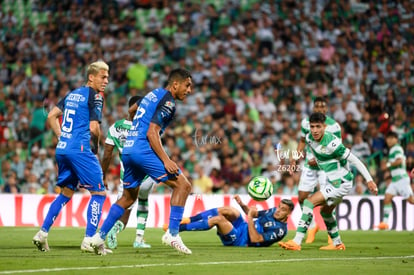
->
[281,199,294,212]
[167,68,192,85]
[314,96,327,104]
[386,131,398,139]
[309,112,326,123]
[128,95,142,107]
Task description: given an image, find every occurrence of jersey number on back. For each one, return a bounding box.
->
[132,107,146,130]
[62,109,76,133]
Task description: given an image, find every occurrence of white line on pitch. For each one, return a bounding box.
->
[0,255,413,274]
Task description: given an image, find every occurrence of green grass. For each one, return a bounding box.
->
[0,227,413,274]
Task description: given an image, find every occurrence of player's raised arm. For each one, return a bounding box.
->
[147,122,179,174]
[247,206,264,243]
[234,195,249,214]
[47,106,63,139]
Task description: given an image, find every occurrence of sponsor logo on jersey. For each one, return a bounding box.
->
[67,93,86,102]
[165,101,175,108]
[147,92,158,102]
[94,93,103,102]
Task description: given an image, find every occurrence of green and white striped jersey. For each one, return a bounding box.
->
[105,119,132,179]
[301,116,342,170]
[388,144,408,181]
[306,131,353,186]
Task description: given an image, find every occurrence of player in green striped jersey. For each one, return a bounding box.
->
[102,96,156,249]
[295,97,341,244]
[376,131,414,230]
[280,112,377,251]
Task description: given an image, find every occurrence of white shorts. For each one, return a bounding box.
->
[385,177,413,199]
[298,166,327,192]
[117,176,155,210]
[320,180,353,206]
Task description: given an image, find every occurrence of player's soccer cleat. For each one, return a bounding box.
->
[376,222,389,230]
[89,233,112,256]
[133,240,151,248]
[33,230,50,252]
[328,235,333,245]
[81,237,112,254]
[181,217,191,224]
[106,225,120,249]
[319,243,346,250]
[163,217,191,232]
[162,230,192,255]
[278,240,301,251]
[305,224,319,244]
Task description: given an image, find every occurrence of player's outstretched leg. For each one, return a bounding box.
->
[90,204,125,255]
[279,199,314,251]
[319,209,345,250]
[161,175,192,255]
[33,193,71,252]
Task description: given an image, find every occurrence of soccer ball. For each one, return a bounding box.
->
[247,176,273,201]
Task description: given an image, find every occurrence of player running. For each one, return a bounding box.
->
[91,68,194,255]
[102,96,156,249]
[33,61,110,253]
[293,97,341,244]
[279,112,377,251]
[376,131,414,230]
[168,195,293,247]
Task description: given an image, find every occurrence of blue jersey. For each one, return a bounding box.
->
[249,208,288,247]
[123,88,176,153]
[56,86,103,154]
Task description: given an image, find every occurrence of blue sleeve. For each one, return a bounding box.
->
[56,96,66,111]
[150,94,175,128]
[88,88,104,122]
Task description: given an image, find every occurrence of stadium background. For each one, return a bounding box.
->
[0,0,413,206]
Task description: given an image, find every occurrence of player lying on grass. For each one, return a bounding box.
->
[166,195,294,247]
[279,112,378,251]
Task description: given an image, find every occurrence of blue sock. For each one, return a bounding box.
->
[99,204,125,239]
[85,195,106,237]
[169,206,184,236]
[41,194,71,232]
[190,208,219,222]
[180,220,210,232]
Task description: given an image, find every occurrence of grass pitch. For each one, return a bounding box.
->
[0,227,413,274]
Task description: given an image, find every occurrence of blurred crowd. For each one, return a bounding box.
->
[0,0,413,196]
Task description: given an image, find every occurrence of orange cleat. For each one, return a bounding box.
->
[376,222,389,230]
[305,225,319,244]
[328,235,333,245]
[320,243,346,250]
[163,217,191,232]
[278,240,301,251]
[181,217,191,224]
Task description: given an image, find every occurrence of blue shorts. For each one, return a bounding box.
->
[218,214,248,247]
[56,153,104,192]
[122,149,180,189]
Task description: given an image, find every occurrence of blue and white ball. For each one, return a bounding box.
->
[247,176,273,201]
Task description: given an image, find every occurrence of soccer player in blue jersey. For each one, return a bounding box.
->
[91,68,194,255]
[175,195,294,247]
[101,95,156,249]
[33,61,110,253]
